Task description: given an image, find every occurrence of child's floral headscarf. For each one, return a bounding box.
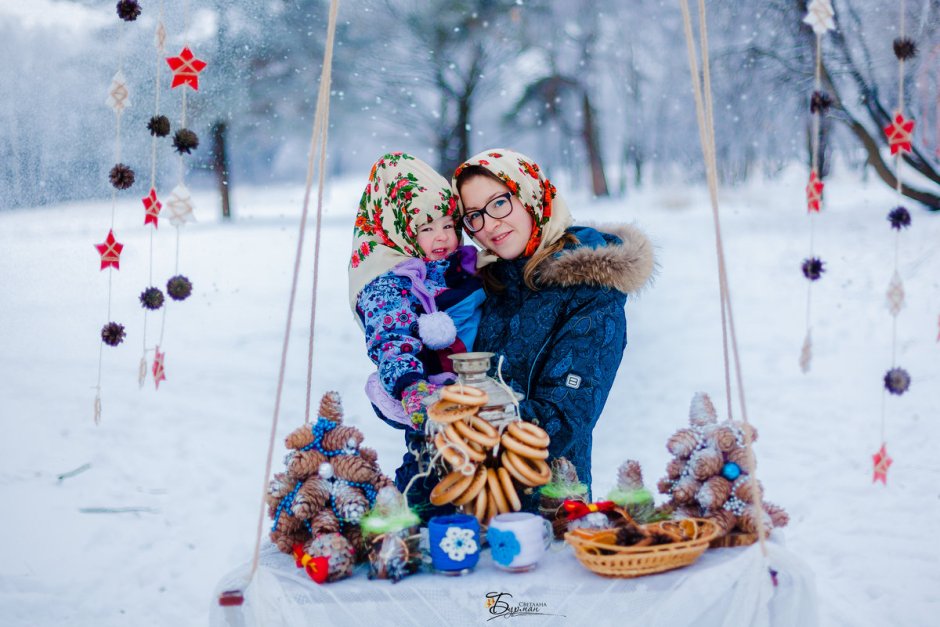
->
[452,149,573,266]
[348,152,459,311]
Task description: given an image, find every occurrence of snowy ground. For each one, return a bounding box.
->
[1,168,938,626]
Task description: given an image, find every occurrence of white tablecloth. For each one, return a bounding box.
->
[210,538,817,627]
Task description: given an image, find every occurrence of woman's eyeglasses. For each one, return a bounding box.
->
[461,192,513,233]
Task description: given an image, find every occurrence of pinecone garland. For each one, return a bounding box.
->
[101,321,126,346]
[616,460,645,491]
[307,533,355,582]
[666,428,700,458]
[711,508,738,534]
[166,275,193,301]
[172,128,199,155]
[109,163,136,190]
[116,0,142,21]
[139,286,165,310]
[267,472,296,502]
[147,115,171,137]
[689,446,724,481]
[689,392,717,426]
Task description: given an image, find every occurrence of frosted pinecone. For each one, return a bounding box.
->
[737,504,773,535]
[697,476,732,511]
[707,425,738,453]
[764,501,789,528]
[307,533,355,582]
[726,447,755,473]
[666,428,701,458]
[291,477,331,519]
[318,391,344,423]
[332,480,369,523]
[323,425,364,453]
[670,476,701,505]
[285,424,315,450]
[550,457,580,485]
[616,460,645,491]
[732,475,763,504]
[332,454,378,484]
[689,446,724,481]
[689,392,718,426]
[286,449,328,481]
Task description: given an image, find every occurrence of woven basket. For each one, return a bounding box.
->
[564,518,720,578]
[709,531,757,549]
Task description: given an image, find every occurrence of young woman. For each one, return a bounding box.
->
[452,149,654,500]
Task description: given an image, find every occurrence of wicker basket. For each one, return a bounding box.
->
[709,531,758,549]
[564,518,720,578]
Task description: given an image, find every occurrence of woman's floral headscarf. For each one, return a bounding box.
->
[348,152,459,311]
[452,149,572,266]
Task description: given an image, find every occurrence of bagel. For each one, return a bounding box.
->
[472,483,488,521]
[497,466,522,512]
[434,432,472,469]
[453,416,500,449]
[500,432,549,460]
[453,466,488,506]
[507,421,550,449]
[486,468,510,515]
[443,424,487,463]
[502,450,551,487]
[485,490,498,523]
[440,384,489,407]
[429,470,475,506]
[427,399,477,424]
[501,451,532,486]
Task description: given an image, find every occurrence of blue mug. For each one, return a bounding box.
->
[428,513,481,573]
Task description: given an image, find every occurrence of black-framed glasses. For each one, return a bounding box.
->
[461,192,514,233]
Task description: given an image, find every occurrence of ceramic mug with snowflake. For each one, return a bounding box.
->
[428,513,481,573]
[487,513,553,572]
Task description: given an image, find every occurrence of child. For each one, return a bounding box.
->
[348,153,484,513]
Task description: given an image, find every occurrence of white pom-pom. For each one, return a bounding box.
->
[417,311,457,349]
[318,462,334,480]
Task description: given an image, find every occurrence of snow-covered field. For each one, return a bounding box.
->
[1,168,938,626]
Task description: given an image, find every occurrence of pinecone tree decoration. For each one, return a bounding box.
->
[268,392,393,574]
[607,460,663,523]
[658,392,787,543]
[306,533,356,582]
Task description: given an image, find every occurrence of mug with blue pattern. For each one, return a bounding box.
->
[428,513,481,573]
[487,512,553,572]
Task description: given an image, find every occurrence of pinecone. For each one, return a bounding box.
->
[285,424,315,450]
[270,511,308,554]
[267,473,296,504]
[307,533,356,582]
[802,257,825,281]
[738,422,758,444]
[733,475,763,503]
[172,128,199,155]
[697,476,732,511]
[331,454,378,484]
[670,476,701,505]
[147,115,171,137]
[359,446,378,465]
[139,286,165,311]
[291,477,331,519]
[666,428,700,458]
[764,501,789,528]
[550,457,580,485]
[887,206,912,231]
[109,163,136,190]
[286,449,328,481]
[344,524,368,561]
[689,446,723,481]
[707,426,737,453]
[323,425,364,453]
[726,447,755,473]
[616,460,644,491]
[116,0,142,21]
[101,321,126,346]
[332,481,369,523]
[809,90,832,114]
[737,504,772,535]
[657,478,674,495]
[665,458,685,480]
[884,367,911,395]
[318,392,344,422]
[309,508,340,535]
[371,474,396,493]
[710,508,738,535]
[893,37,918,61]
[689,392,717,426]
[166,275,193,301]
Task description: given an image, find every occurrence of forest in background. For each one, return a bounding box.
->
[2,0,940,211]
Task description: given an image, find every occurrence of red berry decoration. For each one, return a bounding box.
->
[173,129,199,155]
[139,287,165,311]
[801,257,825,281]
[116,0,142,21]
[109,164,136,190]
[147,115,171,137]
[101,322,127,346]
[166,275,193,301]
[884,367,911,395]
[887,206,911,231]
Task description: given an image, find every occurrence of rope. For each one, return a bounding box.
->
[678,0,767,556]
[248,0,341,581]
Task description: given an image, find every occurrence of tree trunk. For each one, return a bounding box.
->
[211,121,232,220]
[581,91,608,197]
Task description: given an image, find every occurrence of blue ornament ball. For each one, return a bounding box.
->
[721,462,741,481]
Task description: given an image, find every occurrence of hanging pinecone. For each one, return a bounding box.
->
[332,481,369,523]
[116,0,142,21]
[887,206,912,231]
[291,477,331,519]
[893,37,918,61]
[318,391,344,422]
[172,128,199,155]
[616,460,645,491]
[802,257,825,281]
[147,115,171,137]
[666,428,700,458]
[306,533,355,582]
[697,476,732,511]
[809,90,832,114]
[689,392,717,426]
[166,275,193,301]
[884,367,911,395]
[139,286,165,310]
[109,163,136,190]
[101,321,126,346]
[689,446,724,481]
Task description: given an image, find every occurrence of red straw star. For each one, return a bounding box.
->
[166,47,207,90]
[142,188,162,228]
[94,229,124,270]
[805,171,824,213]
[883,112,915,155]
[153,348,167,389]
[872,443,893,485]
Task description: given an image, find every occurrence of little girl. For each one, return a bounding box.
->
[348,153,484,511]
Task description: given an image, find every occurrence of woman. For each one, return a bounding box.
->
[452,149,654,500]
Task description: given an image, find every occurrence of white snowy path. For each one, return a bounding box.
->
[1,171,938,626]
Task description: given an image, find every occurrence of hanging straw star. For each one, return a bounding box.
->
[95,230,124,270]
[884,112,915,155]
[805,171,824,212]
[106,70,131,113]
[166,47,207,90]
[153,348,167,389]
[803,0,836,35]
[885,271,905,316]
[872,443,892,485]
[143,187,162,227]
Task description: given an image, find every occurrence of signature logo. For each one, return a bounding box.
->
[484,592,564,621]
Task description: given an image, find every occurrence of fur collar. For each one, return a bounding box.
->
[537,223,656,294]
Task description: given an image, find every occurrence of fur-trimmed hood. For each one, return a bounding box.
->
[536,223,656,294]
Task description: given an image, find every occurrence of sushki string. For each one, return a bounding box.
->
[678,0,768,556]
[248,0,341,583]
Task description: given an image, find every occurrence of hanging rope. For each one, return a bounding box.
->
[248,0,341,582]
[677,0,767,555]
